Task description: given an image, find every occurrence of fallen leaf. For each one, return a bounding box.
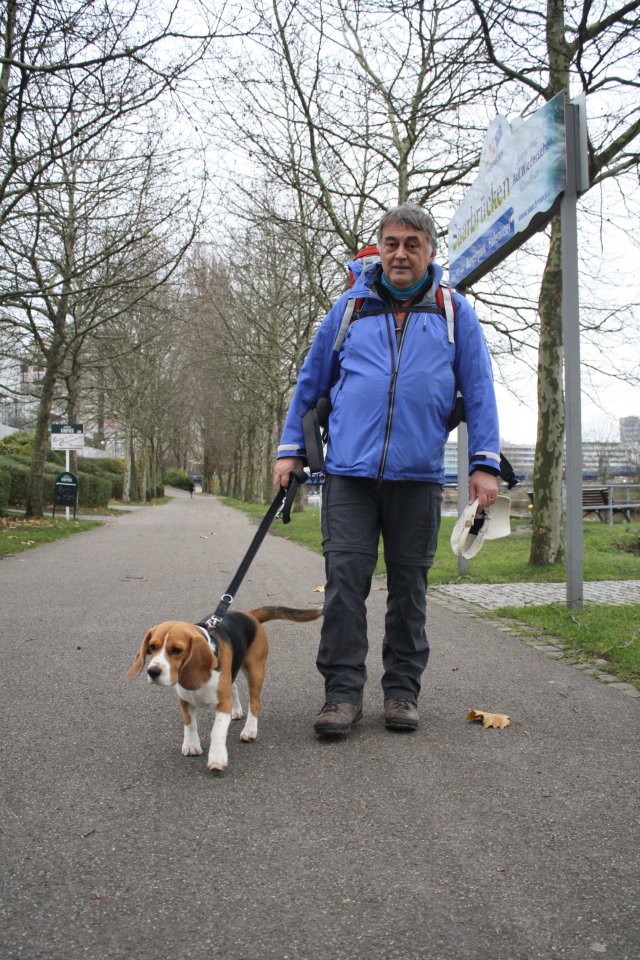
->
[313,585,325,593]
[466,709,511,729]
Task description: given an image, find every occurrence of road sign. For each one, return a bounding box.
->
[51,424,84,450]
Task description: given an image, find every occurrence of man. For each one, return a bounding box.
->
[274,204,500,736]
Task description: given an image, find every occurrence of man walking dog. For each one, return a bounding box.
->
[274,203,500,736]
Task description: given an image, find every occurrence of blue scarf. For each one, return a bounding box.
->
[380,269,431,301]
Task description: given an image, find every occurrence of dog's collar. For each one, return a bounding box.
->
[196,622,218,658]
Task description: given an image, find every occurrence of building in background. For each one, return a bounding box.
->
[444,414,639,485]
[620,416,640,447]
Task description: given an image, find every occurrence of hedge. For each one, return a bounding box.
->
[0,472,11,514]
[0,455,111,508]
[163,468,192,491]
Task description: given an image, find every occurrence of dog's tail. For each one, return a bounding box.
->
[249,606,323,624]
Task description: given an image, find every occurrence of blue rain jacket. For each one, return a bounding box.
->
[277,261,501,484]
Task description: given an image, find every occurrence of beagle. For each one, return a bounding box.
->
[126,605,322,771]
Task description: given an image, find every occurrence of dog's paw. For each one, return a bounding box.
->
[182,743,203,757]
[207,750,229,770]
[240,715,258,742]
[231,708,244,721]
[207,754,228,772]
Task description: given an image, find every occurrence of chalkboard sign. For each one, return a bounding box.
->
[53,472,78,518]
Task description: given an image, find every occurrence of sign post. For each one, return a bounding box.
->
[561,96,589,608]
[448,94,589,606]
[50,424,83,519]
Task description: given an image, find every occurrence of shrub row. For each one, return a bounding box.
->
[163,468,193,491]
[0,432,170,512]
[0,454,112,511]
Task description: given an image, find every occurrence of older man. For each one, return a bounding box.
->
[274,203,500,736]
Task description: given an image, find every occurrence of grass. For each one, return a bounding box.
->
[224,498,640,584]
[223,496,640,688]
[489,604,640,688]
[0,516,102,557]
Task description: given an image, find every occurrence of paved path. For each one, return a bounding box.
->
[431,579,640,609]
[1,492,639,960]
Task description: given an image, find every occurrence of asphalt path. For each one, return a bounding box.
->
[1,490,638,960]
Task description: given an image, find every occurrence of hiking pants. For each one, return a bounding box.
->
[318,475,442,705]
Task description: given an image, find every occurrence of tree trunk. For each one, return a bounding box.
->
[0,0,17,151]
[140,441,148,502]
[123,423,139,502]
[529,216,565,565]
[25,343,64,518]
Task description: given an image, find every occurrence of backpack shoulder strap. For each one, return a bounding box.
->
[436,285,456,344]
[332,297,364,353]
[333,284,456,353]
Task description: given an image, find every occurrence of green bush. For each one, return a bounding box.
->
[0,471,11,513]
[0,431,35,457]
[101,471,124,500]
[163,468,191,490]
[76,471,111,508]
[0,433,126,504]
[0,453,113,508]
[0,455,34,504]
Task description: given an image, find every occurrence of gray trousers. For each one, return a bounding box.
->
[318,475,442,704]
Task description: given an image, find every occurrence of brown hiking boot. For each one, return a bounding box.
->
[313,702,363,736]
[384,698,419,731]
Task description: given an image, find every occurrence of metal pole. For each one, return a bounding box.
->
[561,97,586,608]
[457,421,470,575]
[65,449,70,522]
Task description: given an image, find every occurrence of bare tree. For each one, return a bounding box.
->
[211,0,490,263]
[177,205,329,503]
[0,91,203,515]
[0,0,243,228]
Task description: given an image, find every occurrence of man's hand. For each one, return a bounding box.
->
[469,470,500,511]
[273,456,305,491]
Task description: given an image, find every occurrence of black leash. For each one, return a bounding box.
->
[200,469,308,632]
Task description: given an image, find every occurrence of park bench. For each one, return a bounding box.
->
[527,486,638,523]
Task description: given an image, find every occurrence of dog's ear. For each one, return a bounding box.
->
[178,631,215,690]
[126,630,153,679]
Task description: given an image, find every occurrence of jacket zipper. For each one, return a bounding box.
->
[377,311,412,481]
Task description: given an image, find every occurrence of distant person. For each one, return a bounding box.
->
[188,480,195,498]
[273,203,500,737]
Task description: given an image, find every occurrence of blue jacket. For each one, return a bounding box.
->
[277,261,501,484]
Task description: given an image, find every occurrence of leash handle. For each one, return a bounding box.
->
[202,469,308,629]
[279,468,307,524]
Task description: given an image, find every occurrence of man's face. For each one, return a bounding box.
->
[379,221,435,290]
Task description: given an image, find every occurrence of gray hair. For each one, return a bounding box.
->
[377,203,438,256]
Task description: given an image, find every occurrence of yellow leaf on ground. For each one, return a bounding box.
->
[313,585,325,593]
[466,709,511,729]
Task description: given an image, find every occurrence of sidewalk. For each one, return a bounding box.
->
[431,578,640,608]
[1,491,638,960]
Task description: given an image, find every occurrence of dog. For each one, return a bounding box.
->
[126,606,322,771]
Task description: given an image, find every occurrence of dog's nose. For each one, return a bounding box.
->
[147,666,162,680]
